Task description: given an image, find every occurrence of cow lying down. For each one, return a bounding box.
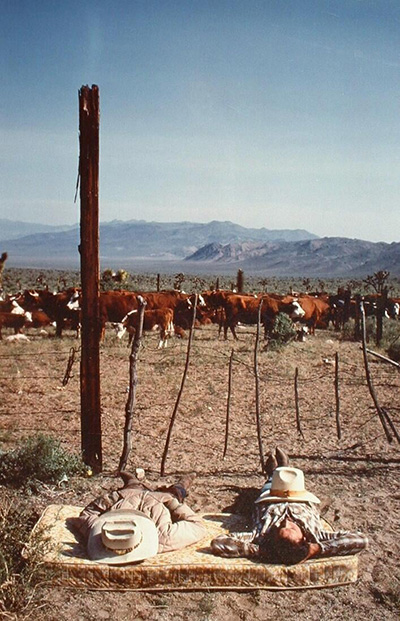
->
[115,308,175,348]
[0,311,32,340]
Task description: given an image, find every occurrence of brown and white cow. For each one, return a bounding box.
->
[18,288,81,337]
[0,312,32,340]
[100,289,195,339]
[115,307,174,348]
[202,290,305,340]
[294,295,331,335]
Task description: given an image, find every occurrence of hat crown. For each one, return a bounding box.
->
[88,508,159,564]
[271,467,305,493]
[101,519,141,551]
[255,466,321,504]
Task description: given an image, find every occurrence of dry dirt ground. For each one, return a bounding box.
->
[1,322,400,620]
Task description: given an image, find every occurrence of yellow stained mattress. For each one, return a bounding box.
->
[28,505,358,590]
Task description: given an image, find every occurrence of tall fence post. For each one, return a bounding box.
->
[79,84,102,472]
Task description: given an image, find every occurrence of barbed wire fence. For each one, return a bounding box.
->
[0,325,399,475]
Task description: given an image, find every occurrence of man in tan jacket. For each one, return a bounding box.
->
[70,471,206,563]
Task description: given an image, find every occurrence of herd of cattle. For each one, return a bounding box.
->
[0,287,399,345]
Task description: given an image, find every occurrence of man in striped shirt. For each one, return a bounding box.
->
[211,449,368,564]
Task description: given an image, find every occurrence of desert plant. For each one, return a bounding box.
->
[0,490,53,617]
[387,342,400,362]
[267,313,297,350]
[0,434,86,490]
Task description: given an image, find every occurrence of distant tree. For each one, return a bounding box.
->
[363,271,390,294]
[114,269,129,284]
[302,278,311,293]
[236,269,244,293]
[174,273,185,291]
[0,252,8,290]
[259,278,269,292]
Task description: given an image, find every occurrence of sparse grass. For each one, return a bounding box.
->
[198,592,215,617]
[0,490,52,619]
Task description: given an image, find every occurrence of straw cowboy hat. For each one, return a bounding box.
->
[255,467,320,504]
[87,509,159,565]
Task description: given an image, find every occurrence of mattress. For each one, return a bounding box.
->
[27,504,358,591]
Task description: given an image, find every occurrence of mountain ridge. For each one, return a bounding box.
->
[0,219,398,276]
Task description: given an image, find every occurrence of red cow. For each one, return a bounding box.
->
[295,295,331,334]
[0,312,32,340]
[202,291,305,340]
[116,307,174,348]
[18,288,81,337]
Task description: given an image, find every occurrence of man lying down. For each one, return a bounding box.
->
[211,448,368,565]
[69,472,206,565]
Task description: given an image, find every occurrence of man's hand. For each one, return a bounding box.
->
[301,542,322,562]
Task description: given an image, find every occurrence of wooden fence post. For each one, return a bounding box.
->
[254,300,265,472]
[334,352,341,439]
[360,301,392,443]
[118,298,146,471]
[294,367,304,438]
[160,295,198,476]
[376,288,387,346]
[79,84,102,472]
[223,348,235,458]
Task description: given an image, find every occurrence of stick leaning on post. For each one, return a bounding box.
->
[118,296,146,472]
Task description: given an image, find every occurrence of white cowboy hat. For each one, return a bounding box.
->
[255,467,320,504]
[87,509,159,565]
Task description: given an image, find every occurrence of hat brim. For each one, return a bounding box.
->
[87,509,159,565]
[255,490,320,504]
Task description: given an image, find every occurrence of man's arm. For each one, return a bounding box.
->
[152,494,207,553]
[316,529,369,558]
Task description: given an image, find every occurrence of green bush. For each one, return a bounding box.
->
[0,434,86,490]
[267,313,297,350]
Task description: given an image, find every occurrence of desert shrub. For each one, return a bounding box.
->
[267,313,297,350]
[0,434,86,490]
[379,319,400,355]
[387,341,400,362]
[340,317,375,342]
[0,490,51,617]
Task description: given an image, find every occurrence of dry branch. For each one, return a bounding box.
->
[294,367,304,438]
[223,348,234,459]
[118,298,146,471]
[335,352,341,439]
[365,348,400,370]
[160,294,198,476]
[254,300,265,472]
[360,301,392,443]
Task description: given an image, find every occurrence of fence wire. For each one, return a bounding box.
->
[1,325,399,473]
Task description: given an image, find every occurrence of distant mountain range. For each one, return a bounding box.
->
[0,219,75,241]
[0,218,399,276]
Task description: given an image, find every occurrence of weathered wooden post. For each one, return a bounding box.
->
[376,288,387,346]
[254,299,265,472]
[334,352,341,439]
[79,84,102,472]
[294,367,304,438]
[223,348,235,459]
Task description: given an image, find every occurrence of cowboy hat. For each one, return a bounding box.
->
[87,509,159,565]
[255,467,320,504]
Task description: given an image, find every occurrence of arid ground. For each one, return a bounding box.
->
[1,320,399,620]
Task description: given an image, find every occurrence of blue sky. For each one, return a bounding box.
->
[1,0,399,242]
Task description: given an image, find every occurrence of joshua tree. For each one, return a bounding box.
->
[0,252,8,289]
[236,269,244,293]
[363,271,390,294]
